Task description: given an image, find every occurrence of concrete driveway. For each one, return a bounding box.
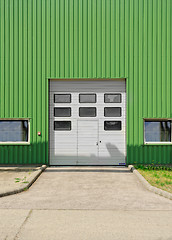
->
[1,167,172,239]
[0,167,172,210]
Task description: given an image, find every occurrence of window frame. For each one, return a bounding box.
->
[54,94,71,103]
[54,121,71,131]
[79,107,97,117]
[104,121,122,131]
[104,93,122,103]
[0,118,30,145]
[144,118,172,145]
[79,93,97,103]
[54,107,71,117]
[104,107,122,117]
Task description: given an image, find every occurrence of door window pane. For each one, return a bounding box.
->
[145,121,171,142]
[104,94,121,103]
[79,107,96,117]
[54,94,71,103]
[104,121,121,131]
[104,107,121,117]
[79,94,96,103]
[54,121,71,131]
[54,108,71,117]
[0,120,29,142]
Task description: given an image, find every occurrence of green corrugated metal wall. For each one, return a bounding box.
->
[0,0,171,165]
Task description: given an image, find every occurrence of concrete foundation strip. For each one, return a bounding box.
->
[0,165,47,198]
[128,165,172,200]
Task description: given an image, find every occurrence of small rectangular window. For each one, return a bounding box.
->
[54,121,71,131]
[54,108,71,117]
[79,107,96,117]
[104,121,121,131]
[104,94,121,103]
[145,120,171,143]
[54,94,71,103]
[79,94,96,103]
[104,107,121,117]
[0,120,29,142]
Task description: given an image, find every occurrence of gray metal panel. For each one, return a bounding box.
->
[50,80,126,93]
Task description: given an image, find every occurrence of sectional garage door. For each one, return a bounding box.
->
[49,80,126,165]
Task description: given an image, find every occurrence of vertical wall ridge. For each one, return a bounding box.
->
[0,0,171,164]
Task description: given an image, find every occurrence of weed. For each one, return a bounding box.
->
[15,176,29,184]
[135,165,172,171]
[137,168,172,194]
[153,173,160,178]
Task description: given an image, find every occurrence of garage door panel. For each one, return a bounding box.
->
[49,145,77,150]
[98,152,126,158]
[99,145,126,150]
[77,158,125,165]
[99,139,125,145]
[50,158,78,165]
[78,142,98,146]
[50,133,77,140]
[49,140,77,146]
[77,136,98,141]
[50,150,77,156]
[50,80,126,92]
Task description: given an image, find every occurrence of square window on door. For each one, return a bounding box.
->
[104,94,121,103]
[54,121,71,131]
[54,94,71,103]
[104,107,121,117]
[79,107,96,117]
[144,120,172,143]
[54,108,71,117]
[104,121,121,131]
[79,94,96,103]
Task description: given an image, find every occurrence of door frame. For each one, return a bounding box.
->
[48,78,127,166]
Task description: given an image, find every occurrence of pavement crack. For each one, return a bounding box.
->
[14,209,33,240]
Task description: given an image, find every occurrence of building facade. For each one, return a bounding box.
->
[0,0,172,165]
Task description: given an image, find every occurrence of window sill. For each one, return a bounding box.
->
[144,142,172,146]
[0,142,30,146]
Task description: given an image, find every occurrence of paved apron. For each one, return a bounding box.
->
[0,167,172,210]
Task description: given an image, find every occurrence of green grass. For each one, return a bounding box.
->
[137,168,172,194]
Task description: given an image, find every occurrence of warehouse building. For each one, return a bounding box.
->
[0,0,171,165]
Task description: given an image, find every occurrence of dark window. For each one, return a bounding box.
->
[79,94,96,103]
[79,107,96,117]
[104,121,121,131]
[54,94,71,103]
[54,108,71,117]
[104,107,121,117]
[54,121,71,131]
[145,120,171,142]
[0,120,29,142]
[104,94,121,103]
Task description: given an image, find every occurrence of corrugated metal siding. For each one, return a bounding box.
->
[0,0,171,165]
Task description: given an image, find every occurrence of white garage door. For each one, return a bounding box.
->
[49,80,126,165]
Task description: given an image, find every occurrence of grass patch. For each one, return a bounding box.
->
[137,168,172,194]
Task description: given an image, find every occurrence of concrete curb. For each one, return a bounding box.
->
[128,165,172,200]
[0,166,43,171]
[0,165,47,198]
